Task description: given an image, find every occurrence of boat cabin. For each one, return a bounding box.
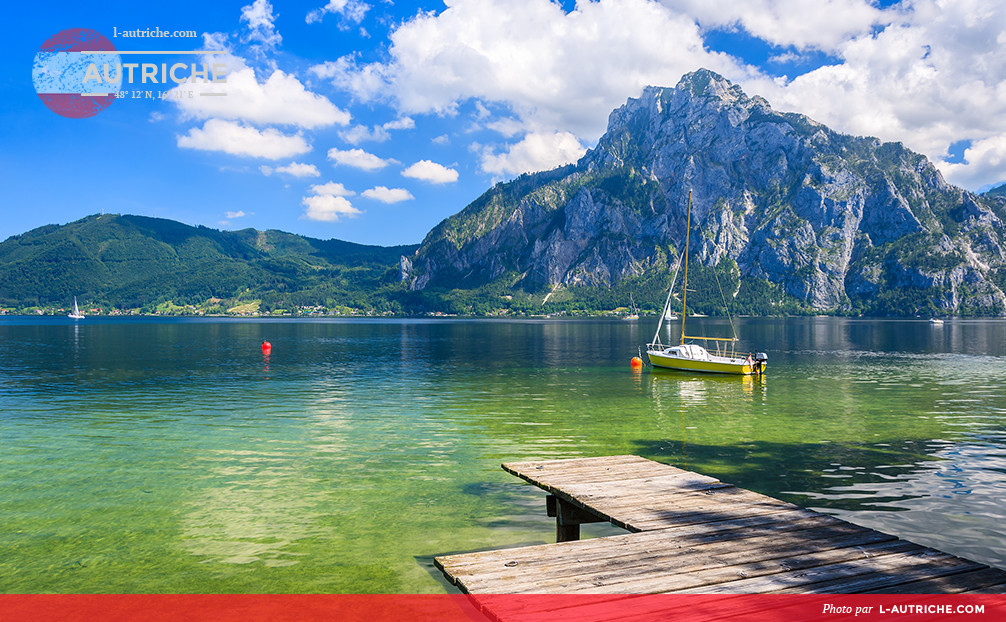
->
[661,344,710,360]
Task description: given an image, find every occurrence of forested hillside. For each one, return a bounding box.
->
[0,214,416,315]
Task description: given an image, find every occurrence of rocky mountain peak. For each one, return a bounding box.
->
[402,69,1006,316]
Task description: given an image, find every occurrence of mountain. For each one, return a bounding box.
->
[0,214,417,313]
[402,69,1006,316]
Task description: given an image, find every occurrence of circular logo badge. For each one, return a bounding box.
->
[32,28,122,118]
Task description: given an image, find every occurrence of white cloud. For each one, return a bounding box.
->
[309,181,355,196]
[339,124,389,144]
[328,147,391,170]
[302,180,361,221]
[241,0,282,49]
[202,31,231,53]
[241,0,278,32]
[260,162,321,177]
[480,131,586,177]
[338,117,415,145]
[306,0,371,25]
[659,0,885,52]
[402,160,459,184]
[310,55,390,102]
[362,186,414,203]
[301,194,362,221]
[178,119,310,159]
[315,0,749,141]
[383,117,414,131]
[939,136,1006,190]
[172,67,350,129]
[485,117,525,138]
[767,51,803,65]
[757,0,1006,189]
[226,210,249,219]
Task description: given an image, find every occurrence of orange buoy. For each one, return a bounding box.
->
[630,356,643,369]
[262,341,272,355]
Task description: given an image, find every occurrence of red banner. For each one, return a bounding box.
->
[1,594,1003,622]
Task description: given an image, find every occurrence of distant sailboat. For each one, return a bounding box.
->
[623,293,640,321]
[68,297,84,320]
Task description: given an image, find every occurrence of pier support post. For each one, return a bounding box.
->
[546,494,604,542]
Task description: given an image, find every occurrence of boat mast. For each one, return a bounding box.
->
[650,251,684,348]
[680,190,691,345]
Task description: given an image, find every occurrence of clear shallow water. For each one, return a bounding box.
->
[1,316,1005,593]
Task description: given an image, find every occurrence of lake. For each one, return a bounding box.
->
[1,316,1005,593]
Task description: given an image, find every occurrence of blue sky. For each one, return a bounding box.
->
[5,0,1006,246]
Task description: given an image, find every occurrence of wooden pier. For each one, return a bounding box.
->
[435,455,1006,595]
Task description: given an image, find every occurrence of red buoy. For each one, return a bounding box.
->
[630,356,643,369]
[262,341,272,355]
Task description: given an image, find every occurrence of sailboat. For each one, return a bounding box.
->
[646,191,766,375]
[623,293,640,321]
[68,297,84,320]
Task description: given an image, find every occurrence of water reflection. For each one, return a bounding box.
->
[647,368,765,406]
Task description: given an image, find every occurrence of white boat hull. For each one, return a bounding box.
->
[647,344,764,375]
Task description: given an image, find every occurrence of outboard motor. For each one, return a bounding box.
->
[754,352,768,374]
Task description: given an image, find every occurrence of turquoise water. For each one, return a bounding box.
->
[1,316,1005,593]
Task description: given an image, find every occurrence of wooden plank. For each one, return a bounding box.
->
[564,486,796,516]
[547,540,923,596]
[625,504,801,531]
[862,566,1006,594]
[502,455,653,478]
[451,533,915,594]
[441,517,901,593]
[504,459,720,490]
[594,498,801,533]
[618,505,818,532]
[673,549,985,594]
[529,476,728,499]
[504,462,712,485]
[504,458,718,485]
[549,482,735,505]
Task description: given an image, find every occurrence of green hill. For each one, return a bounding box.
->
[0,214,417,315]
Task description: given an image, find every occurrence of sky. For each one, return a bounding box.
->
[5,0,1006,247]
